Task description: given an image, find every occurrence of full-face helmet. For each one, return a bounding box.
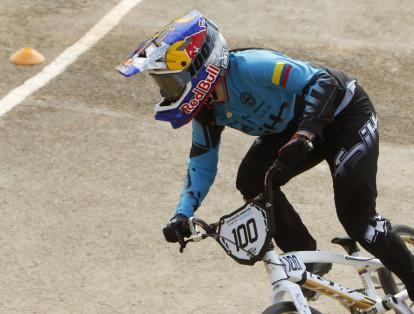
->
[116,10,229,128]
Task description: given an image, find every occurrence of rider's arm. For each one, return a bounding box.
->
[249,52,343,139]
[175,112,224,217]
[296,72,343,139]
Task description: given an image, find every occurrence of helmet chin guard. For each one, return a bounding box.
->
[117,10,229,128]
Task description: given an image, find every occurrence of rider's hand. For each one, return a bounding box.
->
[278,131,315,168]
[163,213,192,243]
[266,131,315,187]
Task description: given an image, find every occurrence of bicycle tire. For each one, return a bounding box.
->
[262,301,322,314]
[378,224,414,310]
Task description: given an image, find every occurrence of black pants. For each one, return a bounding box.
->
[236,84,414,292]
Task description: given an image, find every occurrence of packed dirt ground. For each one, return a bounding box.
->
[0,1,413,313]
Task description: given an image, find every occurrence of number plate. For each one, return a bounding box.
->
[216,201,272,265]
[280,253,306,282]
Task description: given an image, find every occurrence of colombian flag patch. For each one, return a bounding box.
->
[272,62,292,88]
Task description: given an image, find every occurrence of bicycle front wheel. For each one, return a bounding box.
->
[378,224,414,309]
[262,301,322,314]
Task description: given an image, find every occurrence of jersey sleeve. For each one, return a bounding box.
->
[175,117,224,217]
[298,72,343,138]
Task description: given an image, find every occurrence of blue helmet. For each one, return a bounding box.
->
[117,10,229,128]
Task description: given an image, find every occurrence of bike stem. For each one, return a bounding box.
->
[263,249,288,284]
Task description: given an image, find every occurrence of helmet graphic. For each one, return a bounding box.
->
[116,10,229,128]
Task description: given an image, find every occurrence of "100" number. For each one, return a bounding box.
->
[231,218,258,251]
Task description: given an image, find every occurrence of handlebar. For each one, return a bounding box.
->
[176,217,217,253]
[191,217,216,234]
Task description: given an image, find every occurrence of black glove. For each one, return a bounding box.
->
[278,133,314,167]
[163,213,192,243]
[266,133,314,187]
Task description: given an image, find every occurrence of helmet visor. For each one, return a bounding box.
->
[150,72,188,101]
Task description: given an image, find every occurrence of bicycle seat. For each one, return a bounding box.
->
[331,236,360,255]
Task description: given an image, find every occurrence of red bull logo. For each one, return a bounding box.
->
[184,28,206,59]
[161,14,207,71]
[181,64,220,115]
[184,19,207,59]
[153,11,205,48]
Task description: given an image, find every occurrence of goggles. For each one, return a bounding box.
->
[149,71,191,101]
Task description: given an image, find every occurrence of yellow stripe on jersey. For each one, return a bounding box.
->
[272,62,285,86]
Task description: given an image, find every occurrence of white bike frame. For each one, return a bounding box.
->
[186,216,411,314]
[263,248,412,314]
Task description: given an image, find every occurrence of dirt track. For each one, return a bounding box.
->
[0,1,413,313]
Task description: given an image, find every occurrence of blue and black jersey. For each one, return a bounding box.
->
[176,49,353,217]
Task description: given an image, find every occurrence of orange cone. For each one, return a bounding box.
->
[9,47,45,65]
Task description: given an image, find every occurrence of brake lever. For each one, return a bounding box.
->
[176,218,214,253]
[174,229,187,253]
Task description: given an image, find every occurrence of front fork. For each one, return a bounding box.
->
[263,250,313,314]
